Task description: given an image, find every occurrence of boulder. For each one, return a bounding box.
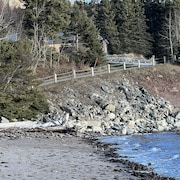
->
[105,104,116,112]
[127,127,135,135]
[101,85,110,93]
[121,127,127,135]
[159,119,168,127]
[76,120,102,132]
[96,99,108,109]
[175,111,180,120]
[174,121,180,129]
[89,93,101,100]
[128,121,135,129]
[0,116,9,123]
[87,120,101,127]
[107,113,116,120]
[157,125,165,131]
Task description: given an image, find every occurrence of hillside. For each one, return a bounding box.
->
[42,64,180,108]
[40,64,180,135]
[119,64,180,108]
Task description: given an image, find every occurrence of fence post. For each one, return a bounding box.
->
[123,62,126,70]
[54,73,57,83]
[152,55,155,66]
[107,64,111,73]
[173,55,176,63]
[73,69,76,79]
[91,67,94,76]
[138,60,141,68]
[163,56,166,64]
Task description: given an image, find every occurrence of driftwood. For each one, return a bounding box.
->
[0,114,75,134]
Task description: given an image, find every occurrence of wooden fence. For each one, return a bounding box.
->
[38,57,156,86]
[155,55,180,64]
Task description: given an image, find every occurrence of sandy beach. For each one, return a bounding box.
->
[0,131,138,180]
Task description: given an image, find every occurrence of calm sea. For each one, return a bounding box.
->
[100,132,180,180]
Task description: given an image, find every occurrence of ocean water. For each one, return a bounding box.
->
[100,132,180,180]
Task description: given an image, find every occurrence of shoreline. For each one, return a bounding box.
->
[87,133,177,180]
[0,128,177,180]
[0,129,138,180]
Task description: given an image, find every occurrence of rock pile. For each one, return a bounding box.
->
[46,79,180,135]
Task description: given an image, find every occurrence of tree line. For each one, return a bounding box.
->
[86,0,180,60]
[1,0,180,67]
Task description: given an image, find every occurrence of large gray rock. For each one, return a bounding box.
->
[175,111,180,120]
[0,116,9,123]
[174,121,180,129]
[105,104,116,112]
[121,127,127,135]
[107,113,116,120]
[101,85,110,93]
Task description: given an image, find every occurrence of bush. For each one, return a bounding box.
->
[0,89,49,121]
[0,39,50,121]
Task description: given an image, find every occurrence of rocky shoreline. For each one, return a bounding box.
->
[42,75,180,135]
[0,65,179,179]
[87,134,177,180]
[1,65,180,135]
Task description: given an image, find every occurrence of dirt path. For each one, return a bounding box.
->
[0,136,137,180]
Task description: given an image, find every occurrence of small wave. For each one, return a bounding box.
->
[150,147,161,152]
[169,154,179,160]
[134,143,141,147]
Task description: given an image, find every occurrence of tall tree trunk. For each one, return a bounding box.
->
[168,9,174,61]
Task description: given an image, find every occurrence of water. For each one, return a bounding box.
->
[100,132,180,179]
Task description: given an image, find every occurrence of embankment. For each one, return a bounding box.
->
[42,64,180,135]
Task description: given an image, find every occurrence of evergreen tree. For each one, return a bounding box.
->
[144,0,167,57]
[23,0,71,38]
[116,0,137,53]
[111,0,124,33]
[70,2,104,65]
[97,0,121,54]
[22,0,71,73]
[84,0,97,18]
[133,0,152,56]
[0,40,49,120]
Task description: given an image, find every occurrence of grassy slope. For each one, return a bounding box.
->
[41,64,180,108]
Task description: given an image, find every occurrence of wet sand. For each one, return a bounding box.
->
[0,134,137,180]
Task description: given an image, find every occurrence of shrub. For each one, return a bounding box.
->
[0,89,49,121]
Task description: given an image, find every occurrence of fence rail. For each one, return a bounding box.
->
[37,55,179,87]
[38,58,156,86]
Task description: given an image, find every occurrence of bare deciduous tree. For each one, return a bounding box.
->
[0,0,26,41]
[29,1,48,74]
[161,5,180,61]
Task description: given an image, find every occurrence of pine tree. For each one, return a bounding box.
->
[144,0,167,57]
[22,0,71,73]
[111,0,124,33]
[133,0,152,56]
[117,0,137,53]
[70,2,104,65]
[97,0,121,54]
[23,0,71,38]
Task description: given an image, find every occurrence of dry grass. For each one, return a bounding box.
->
[41,64,180,108]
